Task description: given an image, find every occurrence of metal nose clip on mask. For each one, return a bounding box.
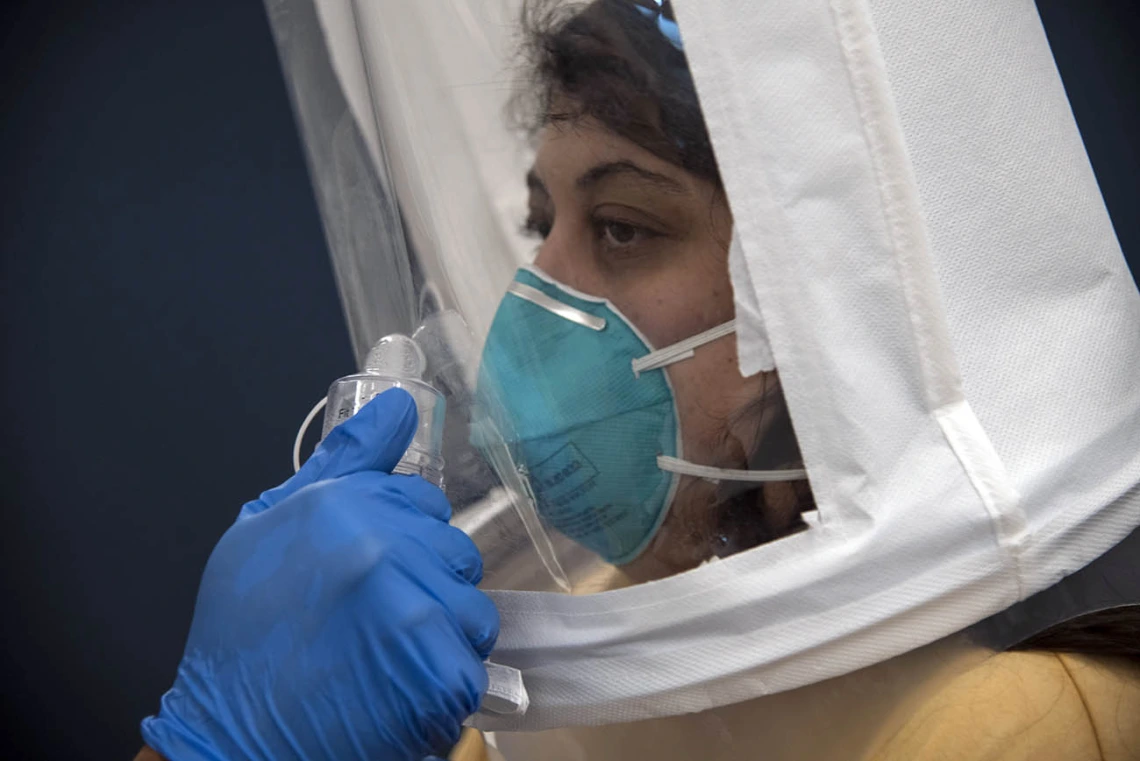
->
[293,334,447,488]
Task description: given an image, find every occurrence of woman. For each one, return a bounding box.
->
[496,0,813,580]
[137,2,1140,760]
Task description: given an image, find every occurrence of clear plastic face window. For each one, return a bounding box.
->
[270,0,815,596]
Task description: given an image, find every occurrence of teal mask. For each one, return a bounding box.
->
[477,266,800,564]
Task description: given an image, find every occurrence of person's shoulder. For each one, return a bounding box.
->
[1052,652,1140,761]
[871,650,1140,761]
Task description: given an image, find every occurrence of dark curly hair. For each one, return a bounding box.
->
[515,0,720,186]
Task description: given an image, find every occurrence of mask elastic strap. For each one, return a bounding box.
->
[657,455,807,483]
[632,320,737,377]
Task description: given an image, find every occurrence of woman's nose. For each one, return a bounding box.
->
[533,223,598,294]
[532,228,569,282]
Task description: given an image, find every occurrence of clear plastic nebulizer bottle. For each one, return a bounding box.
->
[321,334,447,488]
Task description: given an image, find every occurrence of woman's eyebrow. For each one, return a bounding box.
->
[576,160,688,195]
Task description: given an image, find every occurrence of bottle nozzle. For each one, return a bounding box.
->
[364,334,427,379]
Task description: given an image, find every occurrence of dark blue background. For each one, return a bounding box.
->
[1,2,352,758]
[1,1,1136,758]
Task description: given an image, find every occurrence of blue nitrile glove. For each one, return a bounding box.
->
[141,388,498,761]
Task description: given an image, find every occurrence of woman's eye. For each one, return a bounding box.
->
[602,221,638,245]
[596,219,652,249]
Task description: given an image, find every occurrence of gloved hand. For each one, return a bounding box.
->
[141,389,498,761]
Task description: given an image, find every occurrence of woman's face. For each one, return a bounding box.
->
[527,116,772,574]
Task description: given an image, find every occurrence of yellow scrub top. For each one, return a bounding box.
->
[871,651,1140,761]
[455,650,1140,761]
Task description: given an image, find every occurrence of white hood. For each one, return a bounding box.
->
[267,0,1140,732]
